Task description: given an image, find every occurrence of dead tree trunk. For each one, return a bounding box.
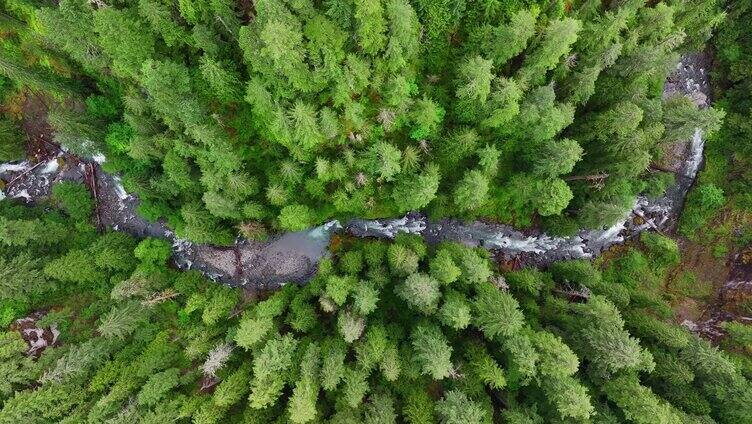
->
[85,163,102,232]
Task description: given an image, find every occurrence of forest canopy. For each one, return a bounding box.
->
[2,0,752,423]
[0,195,750,423]
[0,0,726,244]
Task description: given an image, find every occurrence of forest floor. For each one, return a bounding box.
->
[668,209,752,340]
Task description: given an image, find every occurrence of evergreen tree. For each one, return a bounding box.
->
[435,390,488,424]
[249,335,299,409]
[411,322,453,380]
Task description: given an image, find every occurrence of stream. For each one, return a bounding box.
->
[0,53,712,291]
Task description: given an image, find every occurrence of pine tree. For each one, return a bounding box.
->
[97,301,149,339]
[137,0,189,47]
[44,250,106,286]
[213,364,251,408]
[530,138,583,178]
[367,142,402,182]
[90,231,138,272]
[409,97,444,140]
[391,164,441,213]
[531,331,579,379]
[199,56,242,103]
[396,273,442,315]
[338,309,365,343]
[482,78,523,130]
[386,244,419,276]
[435,390,488,424]
[352,281,379,316]
[429,249,461,285]
[379,343,401,382]
[464,343,506,390]
[364,391,398,424]
[473,281,524,341]
[439,290,471,330]
[93,8,155,79]
[249,334,299,409]
[288,343,321,423]
[355,325,388,372]
[354,0,387,55]
[341,365,370,408]
[40,339,111,385]
[0,253,47,301]
[484,9,537,66]
[0,332,36,397]
[603,374,681,424]
[517,18,582,86]
[411,322,453,380]
[453,170,489,212]
[326,275,357,306]
[567,296,655,378]
[136,368,180,407]
[235,316,275,349]
[321,338,347,391]
[540,376,595,421]
[454,56,494,121]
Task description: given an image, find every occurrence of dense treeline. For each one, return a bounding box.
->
[0,186,751,423]
[0,0,726,243]
[679,0,752,239]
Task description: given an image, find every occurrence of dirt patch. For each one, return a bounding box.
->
[237,0,255,23]
[670,208,752,341]
[9,310,60,358]
[20,93,60,160]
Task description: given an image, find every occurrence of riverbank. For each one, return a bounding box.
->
[0,52,713,290]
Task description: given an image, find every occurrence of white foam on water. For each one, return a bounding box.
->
[684,128,704,179]
[595,219,627,244]
[112,176,130,200]
[307,220,342,241]
[40,159,59,174]
[0,161,31,173]
[13,189,31,201]
[92,153,106,164]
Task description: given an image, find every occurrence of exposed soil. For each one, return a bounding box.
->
[9,310,60,358]
[670,208,752,341]
[20,93,59,160]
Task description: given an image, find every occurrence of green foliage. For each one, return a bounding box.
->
[278,204,316,231]
[640,232,681,268]
[473,281,524,340]
[0,0,717,241]
[453,170,489,212]
[679,183,726,238]
[97,300,149,339]
[133,238,172,265]
[439,290,471,330]
[435,390,488,424]
[249,334,299,409]
[397,273,442,315]
[411,322,453,380]
[136,368,180,407]
[0,1,750,419]
[0,195,749,423]
[51,181,93,223]
[0,119,25,162]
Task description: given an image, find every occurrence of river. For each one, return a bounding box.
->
[0,53,713,290]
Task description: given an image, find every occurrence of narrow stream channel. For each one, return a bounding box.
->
[0,53,713,290]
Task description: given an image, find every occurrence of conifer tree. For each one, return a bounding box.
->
[249,335,299,409]
[435,390,488,424]
[411,322,453,380]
